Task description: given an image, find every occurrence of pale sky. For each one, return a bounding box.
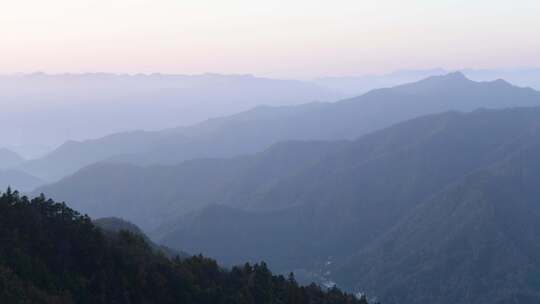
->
[1,0,539,78]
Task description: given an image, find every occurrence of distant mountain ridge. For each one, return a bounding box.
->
[314,68,540,96]
[0,73,343,150]
[0,148,43,191]
[20,72,540,181]
[0,148,24,169]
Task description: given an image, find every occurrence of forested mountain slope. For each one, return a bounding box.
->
[93,217,190,259]
[333,137,540,304]
[0,189,365,304]
[36,140,348,231]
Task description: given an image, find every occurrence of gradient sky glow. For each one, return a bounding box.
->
[2,0,540,77]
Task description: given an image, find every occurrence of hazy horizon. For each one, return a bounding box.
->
[3,66,540,81]
[2,0,540,78]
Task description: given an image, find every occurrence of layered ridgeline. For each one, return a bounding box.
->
[0,169,43,192]
[39,106,540,304]
[0,73,342,153]
[0,189,365,304]
[0,148,24,169]
[36,140,349,231]
[18,72,540,181]
[314,68,540,97]
[0,148,43,191]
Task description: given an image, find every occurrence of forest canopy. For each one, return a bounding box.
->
[0,188,366,304]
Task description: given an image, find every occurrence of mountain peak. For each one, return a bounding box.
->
[392,71,473,94]
[446,71,467,79]
[425,71,469,83]
[491,78,513,87]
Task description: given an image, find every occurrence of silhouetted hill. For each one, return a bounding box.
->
[0,190,365,304]
[94,217,189,259]
[21,73,540,181]
[94,216,147,235]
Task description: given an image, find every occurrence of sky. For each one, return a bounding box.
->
[1,0,540,78]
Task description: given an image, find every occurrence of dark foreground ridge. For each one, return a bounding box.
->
[0,188,366,304]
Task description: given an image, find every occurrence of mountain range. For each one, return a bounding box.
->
[0,73,343,151]
[152,107,540,304]
[314,68,540,96]
[19,72,540,181]
[38,104,540,303]
[28,73,540,303]
[4,68,540,157]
